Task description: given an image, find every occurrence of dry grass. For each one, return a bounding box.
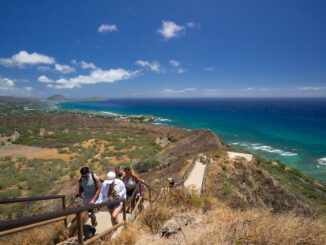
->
[139,204,172,233]
[190,204,326,245]
[0,222,68,245]
[106,222,146,245]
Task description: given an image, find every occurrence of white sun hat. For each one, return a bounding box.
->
[107,171,116,184]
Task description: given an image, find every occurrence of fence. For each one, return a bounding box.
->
[0,183,155,245]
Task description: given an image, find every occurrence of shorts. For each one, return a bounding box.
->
[83,196,97,206]
[107,202,123,210]
[126,189,135,197]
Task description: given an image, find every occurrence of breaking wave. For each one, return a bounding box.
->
[231,142,298,157]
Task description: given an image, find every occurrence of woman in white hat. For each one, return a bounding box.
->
[96,171,126,230]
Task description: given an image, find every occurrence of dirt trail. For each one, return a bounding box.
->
[184,161,206,192]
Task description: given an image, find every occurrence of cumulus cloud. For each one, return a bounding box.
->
[81,61,97,70]
[54,63,75,74]
[47,68,139,89]
[157,21,185,40]
[0,76,33,95]
[0,50,55,68]
[0,77,15,91]
[135,60,163,73]
[38,75,54,83]
[71,59,77,65]
[98,24,118,33]
[169,60,180,67]
[298,86,326,91]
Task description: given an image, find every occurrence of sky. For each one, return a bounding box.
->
[0,0,326,98]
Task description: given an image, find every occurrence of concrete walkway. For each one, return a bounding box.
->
[184,161,206,192]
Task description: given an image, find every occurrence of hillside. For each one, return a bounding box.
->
[0,111,325,244]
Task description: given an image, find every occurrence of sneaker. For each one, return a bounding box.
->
[111,231,118,239]
[93,221,98,227]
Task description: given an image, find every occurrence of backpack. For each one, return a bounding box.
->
[79,173,103,193]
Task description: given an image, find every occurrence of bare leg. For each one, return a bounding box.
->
[109,206,123,226]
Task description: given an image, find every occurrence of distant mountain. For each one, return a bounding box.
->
[46,95,67,101]
[46,95,107,102]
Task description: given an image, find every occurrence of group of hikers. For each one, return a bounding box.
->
[77,165,145,238]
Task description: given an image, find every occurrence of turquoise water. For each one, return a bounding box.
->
[54,98,326,183]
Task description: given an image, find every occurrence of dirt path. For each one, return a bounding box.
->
[184,161,206,192]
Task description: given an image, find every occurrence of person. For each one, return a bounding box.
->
[77,167,102,230]
[168,177,175,188]
[114,166,125,180]
[122,166,143,211]
[96,171,126,238]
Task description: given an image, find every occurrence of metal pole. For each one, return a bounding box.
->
[62,196,67,228]
[76,212,84,245]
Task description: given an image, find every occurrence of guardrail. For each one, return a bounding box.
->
[173,158,197,187]
[201,162,208,193]
[0,195,68,228]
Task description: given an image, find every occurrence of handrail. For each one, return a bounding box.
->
[0,198,124,233]
[0,195,65,204]
[0,194,68,228]
[201,162,208,193]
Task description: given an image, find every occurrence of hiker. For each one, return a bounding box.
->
[96,171,126,238]
[168,177,175,188]
[77,167,102,230]
[122,166,143,211]
[114,166,125,180]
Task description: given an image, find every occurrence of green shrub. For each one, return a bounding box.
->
[133,158,161,173]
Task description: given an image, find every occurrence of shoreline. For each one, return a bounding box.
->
[41,101,325,184]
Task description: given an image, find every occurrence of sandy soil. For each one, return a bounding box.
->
[0,145,55,158]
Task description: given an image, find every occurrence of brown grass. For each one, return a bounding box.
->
[190,205,326,245]
[139,204,172,233]
[0,222,68,245]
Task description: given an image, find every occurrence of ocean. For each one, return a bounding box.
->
[53,98,326,183]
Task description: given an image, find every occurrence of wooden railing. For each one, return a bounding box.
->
[0,183,156,244]
[0,195,68,228]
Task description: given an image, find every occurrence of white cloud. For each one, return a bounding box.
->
[98,24,118,33]
[0,77,15,91]
[0,76,33,95]
[55,63,76,74]
[161,88,196,94]
[47,68,139,89]
[135,60,163,73]
[71,59,77,65]
[81,61,97,70]
[204,67,214,71]
[37,66,52,72]
[298,86,326,91]
[157,21,185,40]
[38,75,54,83]
[187,22,200,29]
[169,60,180,67]
[177,68,186,74]
[0,50,55,68]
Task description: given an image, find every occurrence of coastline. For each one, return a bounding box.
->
[44,100,325,184]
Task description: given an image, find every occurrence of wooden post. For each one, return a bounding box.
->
[62,196,67,228]
[123,200,126,222]
[149,189,152,207]
[76,212,84,245]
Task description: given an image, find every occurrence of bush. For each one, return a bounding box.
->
[133,158,161,173]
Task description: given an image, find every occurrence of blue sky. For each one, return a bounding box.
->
[0,0,326,98]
